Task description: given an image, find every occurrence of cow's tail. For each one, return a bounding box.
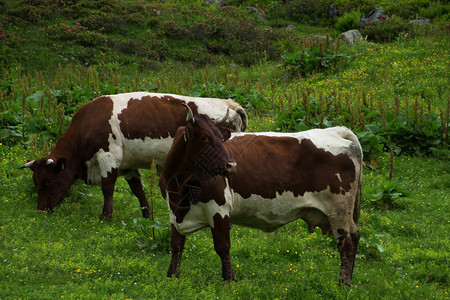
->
[340,127,363,224]
[353,172,362,224]
[224,99,248,132]
[237,108,248,132]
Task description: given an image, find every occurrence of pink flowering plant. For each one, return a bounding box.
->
[43,22,104,46]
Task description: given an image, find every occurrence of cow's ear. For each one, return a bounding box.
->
[221,128,231,141]
[184,123,195,142]
[216,123,232,141]
[56,157,67,171]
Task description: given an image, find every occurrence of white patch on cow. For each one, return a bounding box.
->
[168,178,234,236]
[85,133,123,185]
[168,178,357,236]
[121,136,174,169]
[229,189,332,232]
[168,198,232,236]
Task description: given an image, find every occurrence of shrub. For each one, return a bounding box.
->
[381,0,432,19]
[279,0,331,25]
[335,10,362,32]
[158,5,283,66]
[419,2,449,19]
[44,22,105,47]
[360,16,412,42]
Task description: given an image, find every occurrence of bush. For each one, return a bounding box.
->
[381,0,431,19]
[419,2,449,19]
[279,0,331,25]
[159,5,283,66]
[360,16,412,42]
[335,10,362,32]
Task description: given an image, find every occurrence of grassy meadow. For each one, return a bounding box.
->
[1,0,449,299]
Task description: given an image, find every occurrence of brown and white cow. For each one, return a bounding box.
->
[160,107,362,285]
[19,92,247,219]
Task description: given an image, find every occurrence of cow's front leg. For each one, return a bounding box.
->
[100,168,118,220]
[124,170,151,219]
[167,224,186,278]
[210,214,236,281]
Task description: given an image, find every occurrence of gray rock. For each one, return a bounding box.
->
[328,4,338,18]
[204,0,226,6]
[359,7,384,27]
[246,7,267,20]
[340,29,362,45]
[286,24,296,31]
[409,18,431,25]
[309,35,328,43]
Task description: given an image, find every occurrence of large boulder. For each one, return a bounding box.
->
[340,29,363,45]
[359,7,385,27]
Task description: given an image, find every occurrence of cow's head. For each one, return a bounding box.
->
[19,157,75,212]
[164,104,236,181]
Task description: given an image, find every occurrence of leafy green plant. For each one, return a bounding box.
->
[189,83,267,111]
[358,226,391,259]
[335,9,362,32]
[356,127,386,159]
[279,46,349,76]
[363,179,410,210]
[133,217,170,252]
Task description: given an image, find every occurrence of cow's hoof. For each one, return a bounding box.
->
[142,208,150,219]
[222,270,237,282]
[100,214,113,221]
[339,278,353,287]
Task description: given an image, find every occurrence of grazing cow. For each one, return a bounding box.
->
[19,92,247,219]
[160,106,362,285]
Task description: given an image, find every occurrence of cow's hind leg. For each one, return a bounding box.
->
[331,218,360,286]
[101,168,119,220]
[210,214,236,281]
[167,224,186,278]
[124,170,151,219]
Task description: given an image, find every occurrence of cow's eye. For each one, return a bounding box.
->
[200,135,209,143]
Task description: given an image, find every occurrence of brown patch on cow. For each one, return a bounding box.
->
[226,136,356,199]
[118,95,199,140]
[52,96,115,181]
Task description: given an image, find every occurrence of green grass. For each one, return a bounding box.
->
[1,132,449,299]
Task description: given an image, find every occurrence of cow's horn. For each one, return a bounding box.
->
[213,108,230,125]
[46,159,55,165]
[18,160,35,169]
[182,103,195,124]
